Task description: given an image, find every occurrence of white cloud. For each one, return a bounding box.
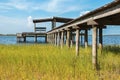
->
[0,0,79,14]
[80,11,90,16]
[0,15,33,34]
[0,0,32,11]
[27,16,33,28]
[43,0,78,13]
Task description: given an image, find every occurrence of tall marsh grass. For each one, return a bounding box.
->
[0,44,120,80]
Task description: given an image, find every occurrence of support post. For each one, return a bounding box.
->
[99,28,103,50]
[92,26,98,69]
[50,33,52,44]
[34,23,36,32]
[23,37,26,42]
[72,33,75,45]
[52,19,56,29]
[65,31,67,44]
[57,32,60,46]
[76,28,80,56]
[85,29,88,48]
[55,33,57,46]
[80,34,83,46]
[66,29,70,48]
[35,35,37,42]
[61,31,64,48]
[70,31,73,48]
[45,34,47,43]
[52,33,54,44]
[50,34,51,43]
[34,23,37,43]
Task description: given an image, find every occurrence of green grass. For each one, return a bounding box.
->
[0,44,120,80]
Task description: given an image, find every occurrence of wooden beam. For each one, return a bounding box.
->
[92,26,98,69]
[87,20,98,25]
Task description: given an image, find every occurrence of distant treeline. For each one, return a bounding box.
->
[0,34,16,36]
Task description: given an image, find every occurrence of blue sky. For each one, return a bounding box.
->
[0,0,119,34]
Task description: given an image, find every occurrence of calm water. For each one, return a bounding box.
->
[0,36,45,44]
[0,35,120,45]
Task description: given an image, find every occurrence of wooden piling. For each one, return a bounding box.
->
[57,32,60,46]
[61,31,64,48]
[52,19,56,29]
[66,29,70,47]
[76,28,80,56]
[99,28,103,49]
[85,29,88,48]
[45,34,47,43]
[34,23,36,32]
[70,31,73,48]
[23,36,26,42]
[35,35,37,42]
[92,26,98,69]
[55,33,57,46]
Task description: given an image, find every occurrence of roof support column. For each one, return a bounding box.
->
[92,26,98,70]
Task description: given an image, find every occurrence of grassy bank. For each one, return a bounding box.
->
[0,44,120,80]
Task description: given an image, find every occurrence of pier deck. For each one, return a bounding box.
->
[17,32,47,43]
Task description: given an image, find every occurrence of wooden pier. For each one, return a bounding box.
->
[17,17,73,43]
[46,0,120,69]
[17,32,47,43]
